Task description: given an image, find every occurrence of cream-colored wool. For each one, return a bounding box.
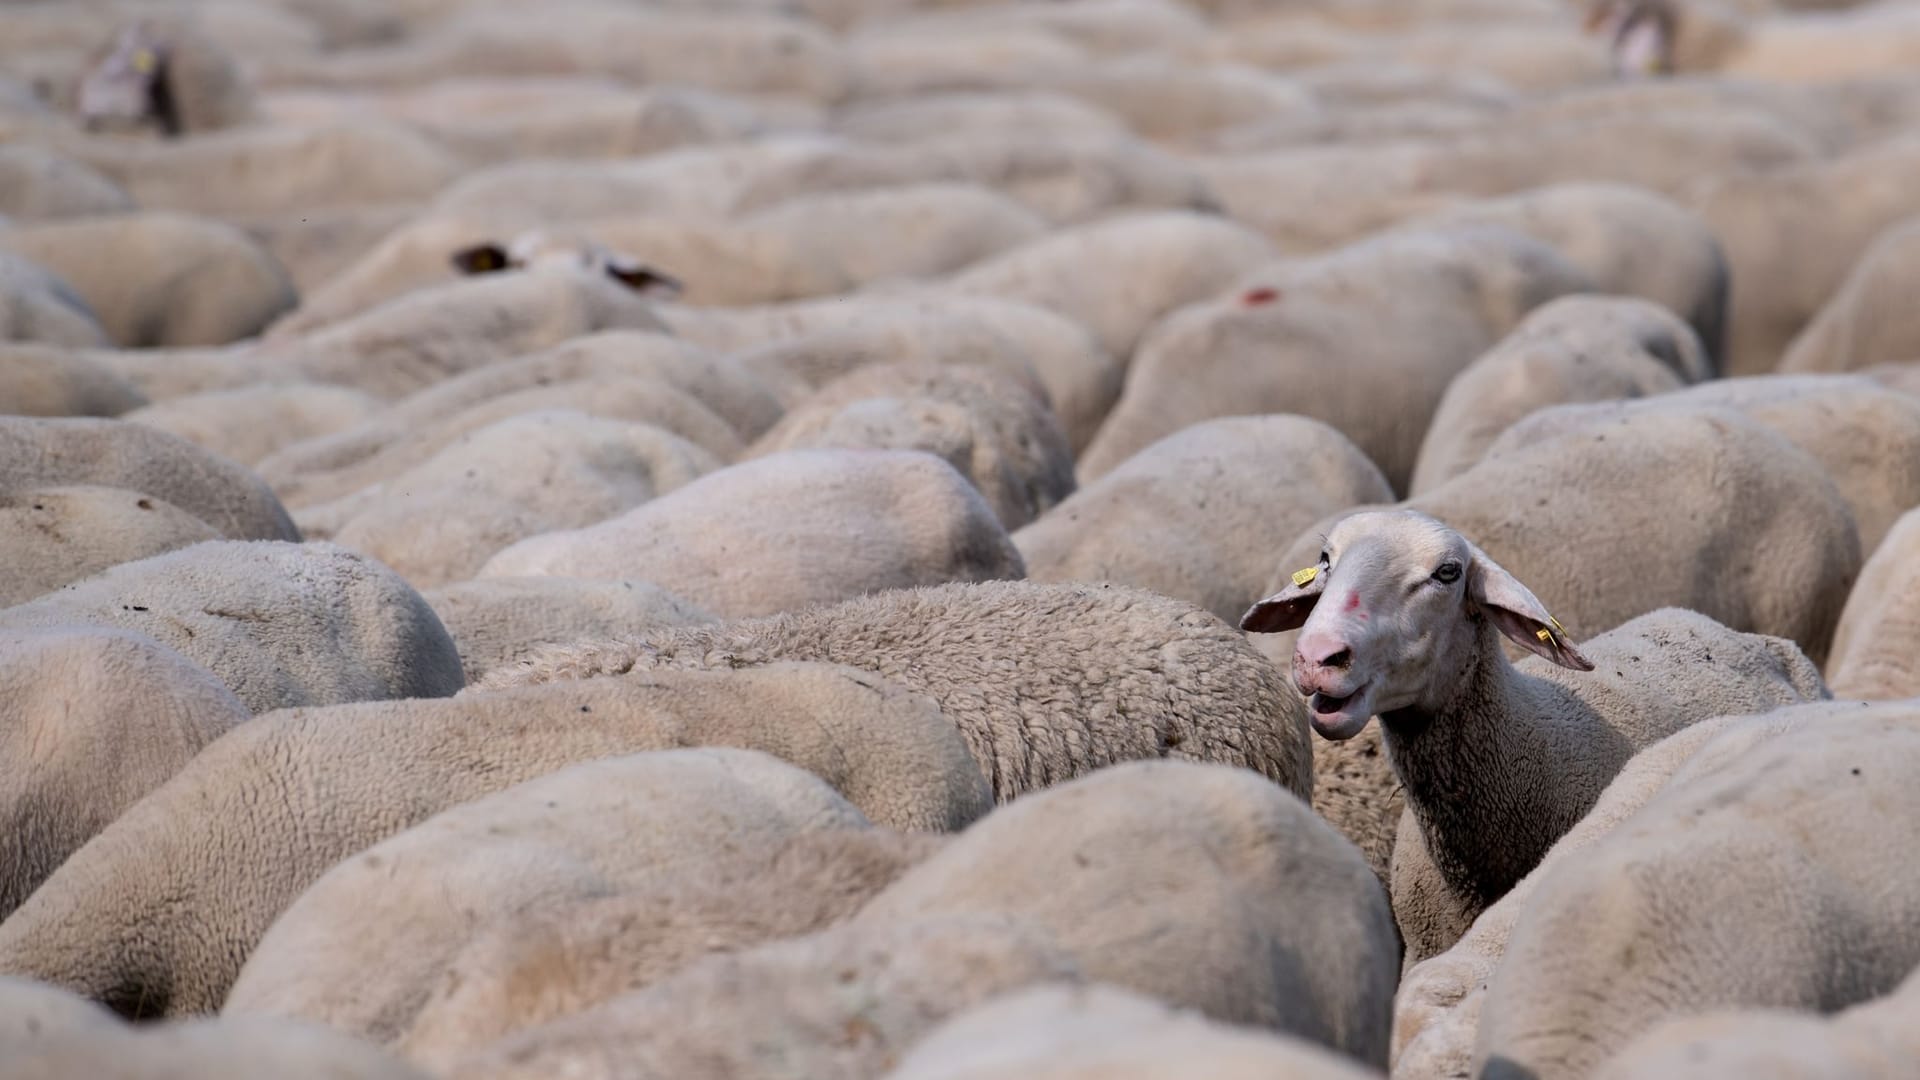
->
[1079,223,1593,491]
[126,384,383,467]
[1826,507,1920,699]
[0,344,145,417]
[1015,414,1392,626]
[312,411,719,588]
[0,663,986,1018]
[423,577,715,684]
[942,209,1276,361]
[0,416,296,540]
[0,253,109,349]
[881,984,1386,1080]
[746,362,1075,530]
[225,749,875,1043]
[1482,374,1920,559]
[5,1015,432,1080]
[1393,701,1860,1079]
[0,976,120,1053]
[1782,214,1920,374]
[447,760,1393,1079]
[0,213,297,347]
[0,144,131,221]
[1478,706,1920,1079]
[0,486,219,607]
[480,579,1312,805]
[0,628,249,919]
[399,827,944,1069]
[1410,295,1710,495]
[0,540,463,713]
[478,449,1025,618]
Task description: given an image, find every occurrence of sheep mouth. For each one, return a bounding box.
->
[1309,689,1357,715]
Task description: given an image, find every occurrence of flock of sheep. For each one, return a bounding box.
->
[6,0,1920,1077]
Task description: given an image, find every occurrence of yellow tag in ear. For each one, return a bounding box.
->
[1536,627,1554,643]
[132,49,157,75]
[1291,566,1317,588]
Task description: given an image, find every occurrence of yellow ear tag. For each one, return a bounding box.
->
[1291,566,1317,588]
[1536,627,1554,643]
[131,49,157,75]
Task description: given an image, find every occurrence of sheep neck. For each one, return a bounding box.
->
[1377,621,1590,911]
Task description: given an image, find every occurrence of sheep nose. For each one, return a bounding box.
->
[1297,644,1352,671]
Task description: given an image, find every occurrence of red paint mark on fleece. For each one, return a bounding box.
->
[1241,286,1279,307]
[1345,593,1362,612]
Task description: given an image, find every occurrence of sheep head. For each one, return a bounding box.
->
[1241,510,1591,742]
[1584,0,1679,78]
[76,22,180,136]
[449,231,684,298]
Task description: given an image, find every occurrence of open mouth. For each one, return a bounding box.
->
[1309,689,1356,716]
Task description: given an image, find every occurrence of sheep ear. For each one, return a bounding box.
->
[605,256,684,297]
[450,243,511,275]
[1468,549,1594,671]
[1240,566,1326,634]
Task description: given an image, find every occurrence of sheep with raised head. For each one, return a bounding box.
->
[0,663,988,1018]
[481,579,1312,804]
[1240,509,1828,965]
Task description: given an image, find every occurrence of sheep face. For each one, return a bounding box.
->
[1241,511,1591,742]
[1584,0,1677,78]
[449,231,684,298]
[77,23,178,136]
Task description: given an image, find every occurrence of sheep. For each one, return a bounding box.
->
[1392,699,1868,1079]
[940,209,1277,361]
[0,252,110,349]
[398,827,944,1069]
[1014,415,1393,627]
[304,411,720,588]
[255,332,762,509]
[1405,182,1731,366]
[480,579,1312,804]
[1077,222,1595,491]
[1196,108,1813,256]
[1475,705,1920,1079]
[124,384,384,467]
[0,344,145,417]
[832,90,1130,147]
[744,362,1076,531]
[1587,0,1920,84]
[843,22,1094,99]
[0,663,989,1017]
[72,18,257,136]
[0,213,300,347]
[1240,509,1829,964]
[1409,294,1712,495]
[0,976,119,1052]
[0,417,297,541]
[1038,57,1320,148]
[880,984,1385,1080]
[878,0,1213,58]
[445,760,1394,1079]
[1693,134,1920,375]
[6,1015,432,1080]
[243,203,419,296]
[263,7,852,103]
[661,292,1120,453]
[1480,374,1920,557]
[0,628,250,920]
[0,486,219,606]
[64,121,460,219]
[1593,964,1920,1079]
[225,748,875,1043]
[0,540,464,713]
[478,450,1026,618]
[422,578,715,684]
[1825,506,1920,699]
[0,144,132,221]
[93,267,670,403]
[1781,214,1920,374]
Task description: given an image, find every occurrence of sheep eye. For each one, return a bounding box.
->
[1432,561,1462,584]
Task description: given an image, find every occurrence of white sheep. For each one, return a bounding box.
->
[479,579,1314,804]
[1240,509,1828,965]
